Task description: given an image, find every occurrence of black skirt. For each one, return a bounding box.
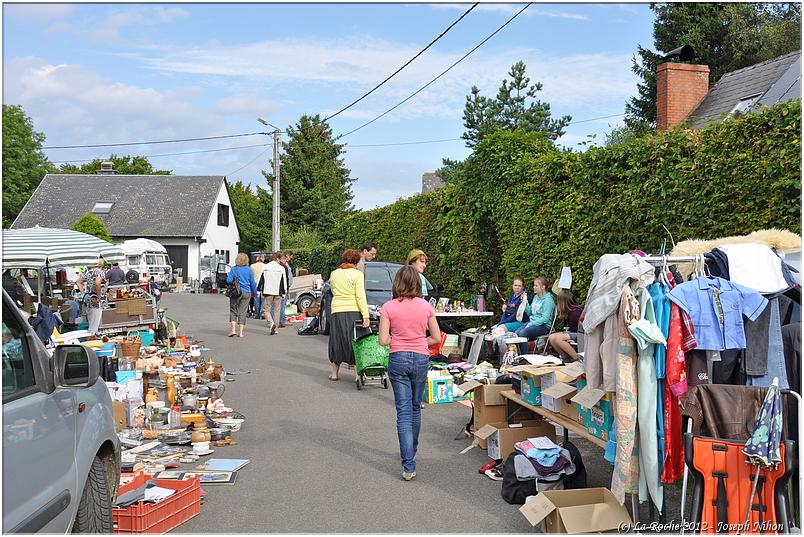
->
[328,311,362,365]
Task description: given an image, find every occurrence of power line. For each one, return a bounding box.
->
[323,3,478,122]
[337,3,532,139]
[51,142,274,164]
[226,145,273,176]
[43,131,270,150]
[350,138,461,147]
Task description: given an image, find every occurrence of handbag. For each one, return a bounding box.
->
[228,270,242,298]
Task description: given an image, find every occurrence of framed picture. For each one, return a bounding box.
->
[183,470,238,485]
[153,470,186,480]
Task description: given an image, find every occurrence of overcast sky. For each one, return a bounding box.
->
[4,3,654,209]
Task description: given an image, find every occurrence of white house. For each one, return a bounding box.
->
[11,165,241,282]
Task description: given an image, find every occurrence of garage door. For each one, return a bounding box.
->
[164,245,189,279]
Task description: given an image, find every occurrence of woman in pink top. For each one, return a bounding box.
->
[379,266,441,481]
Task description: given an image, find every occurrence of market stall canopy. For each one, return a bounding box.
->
[2,226,125,269]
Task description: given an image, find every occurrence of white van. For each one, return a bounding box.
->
[118,238,172,288]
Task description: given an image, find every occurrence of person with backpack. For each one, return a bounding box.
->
[379,265,442,481]
[226,253,258,338]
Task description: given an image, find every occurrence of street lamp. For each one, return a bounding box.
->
[258,118,281,252]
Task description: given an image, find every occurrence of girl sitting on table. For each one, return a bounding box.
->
[547,290,583,362]
[514,277,556,354]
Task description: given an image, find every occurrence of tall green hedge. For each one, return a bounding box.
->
[336,100,801,299]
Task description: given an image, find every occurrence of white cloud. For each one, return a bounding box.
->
[214,94,278,117]
[4,4,76,21]
[430,3,588,21]
[4,56,222,158]
[88,6,189,42]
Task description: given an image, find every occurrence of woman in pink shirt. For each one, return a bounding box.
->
[379,266,441,481]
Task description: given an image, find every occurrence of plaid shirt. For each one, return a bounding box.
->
[679,310,697,352]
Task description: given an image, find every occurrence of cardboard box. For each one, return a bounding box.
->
[466,383,509,449]
[541,382,577,413]
[519,487,632,533]
[513,365,562,407]
[572,384,614,441]
[113,401,128,432]
[475,420,557,460]
[428,377,453,404]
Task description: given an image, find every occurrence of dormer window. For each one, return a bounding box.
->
[729,93,762,118]
[92,202,113,214]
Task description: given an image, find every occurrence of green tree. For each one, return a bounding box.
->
[626,3,801,128]
[272,115,354,241]
[60,154,171,175]
[73,213,113,243]
[462,61,571,147]
[2,105,56,228]
[227,180,273,254]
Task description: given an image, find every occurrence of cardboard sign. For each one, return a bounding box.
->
[571,386,607,409]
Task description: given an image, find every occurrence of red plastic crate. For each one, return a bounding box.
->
[113,474,200,534]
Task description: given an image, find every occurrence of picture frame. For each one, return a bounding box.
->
[182,470,238,485]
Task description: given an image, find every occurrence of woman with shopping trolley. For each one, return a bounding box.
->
[379,265,442,481]
[328,249,370,382]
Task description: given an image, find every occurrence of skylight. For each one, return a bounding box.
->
[729,93,762,117]
[92,202,113,214]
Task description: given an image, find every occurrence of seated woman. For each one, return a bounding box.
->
[487,278,529,358]
[547,290,583,362]
[514,277,556,355]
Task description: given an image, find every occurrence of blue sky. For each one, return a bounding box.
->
[3,3,655,209]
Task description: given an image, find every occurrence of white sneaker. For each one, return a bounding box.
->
[401,471,416,481]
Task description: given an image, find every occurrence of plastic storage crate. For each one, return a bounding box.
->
[113,474,200,534]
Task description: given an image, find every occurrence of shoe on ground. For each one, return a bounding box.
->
[401,471,416,481]
[484,468,503,481]
[270,325,277,335]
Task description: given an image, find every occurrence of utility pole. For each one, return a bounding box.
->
[258,118,281,252]
[271,128,281,252]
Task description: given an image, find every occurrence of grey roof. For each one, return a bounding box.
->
[12,174,229,238]
[687,50,801,129]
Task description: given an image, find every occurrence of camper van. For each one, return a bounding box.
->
[118,238,172,288]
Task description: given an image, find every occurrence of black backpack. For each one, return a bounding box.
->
[500,440,587,505]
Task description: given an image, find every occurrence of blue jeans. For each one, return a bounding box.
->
[280,295,288,325]
[515,324,549,354]
[388,351,429,473]
[253,294,264,319]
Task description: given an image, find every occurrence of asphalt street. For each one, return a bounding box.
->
[163,293,684,533]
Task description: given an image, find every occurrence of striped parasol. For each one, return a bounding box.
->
[2,226,125,269]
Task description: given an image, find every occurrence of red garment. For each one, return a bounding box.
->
[661,302,686,483]
[667,310,695,397]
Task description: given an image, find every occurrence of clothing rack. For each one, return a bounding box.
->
[641,254,705,265]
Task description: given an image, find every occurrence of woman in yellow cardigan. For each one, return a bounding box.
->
[328,249,370,381]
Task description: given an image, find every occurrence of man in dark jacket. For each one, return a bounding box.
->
[106,263,126,286]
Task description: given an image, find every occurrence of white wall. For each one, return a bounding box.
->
[159,238,201,281]
[200,180,241,265]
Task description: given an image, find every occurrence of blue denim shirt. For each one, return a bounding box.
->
[666,277,767,351]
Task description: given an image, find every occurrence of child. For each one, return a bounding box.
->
[379,266,441,481]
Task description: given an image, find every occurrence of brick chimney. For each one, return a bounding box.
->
[656,63,710,130]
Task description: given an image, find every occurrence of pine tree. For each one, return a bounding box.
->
[462,61,571,147]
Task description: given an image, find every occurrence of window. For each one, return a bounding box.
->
[2,311,36,399]
[365,266,392,292]
[225,250,230,264]
[92,202,113,214]
[127,255,141,266]
[145,254,157,265]
[217,203,229,227]
[729,94,762,118]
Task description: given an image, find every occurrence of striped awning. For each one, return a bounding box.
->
[2,226,125,269]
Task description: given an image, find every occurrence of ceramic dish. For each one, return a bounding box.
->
[214,418,244,432]
[191,448,214,456]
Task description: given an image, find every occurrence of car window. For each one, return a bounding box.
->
[2,312,36,398]
[365,266,392,291]
[127,255,140,266]
[145,254,157,265]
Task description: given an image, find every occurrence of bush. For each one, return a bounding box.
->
[73,213,113,243]
[334,101,801,298]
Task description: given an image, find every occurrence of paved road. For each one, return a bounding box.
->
[163,293,682,533]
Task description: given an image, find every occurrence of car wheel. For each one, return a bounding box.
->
[297,295,314,311]
[73,456,112,533]
[319,304,330,335]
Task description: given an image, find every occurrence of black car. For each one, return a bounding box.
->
[317,261,437,335]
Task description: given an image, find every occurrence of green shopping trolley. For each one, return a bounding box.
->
[352,320,389,390]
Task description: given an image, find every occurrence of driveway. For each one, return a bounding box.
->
[162,293,680,533]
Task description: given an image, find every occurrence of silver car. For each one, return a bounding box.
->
[2,290,121,533]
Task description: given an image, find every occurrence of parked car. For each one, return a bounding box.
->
[317,261,437,335]
[2,290,121,533]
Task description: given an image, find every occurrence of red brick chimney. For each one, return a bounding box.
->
[656,63,710,130]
